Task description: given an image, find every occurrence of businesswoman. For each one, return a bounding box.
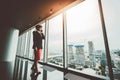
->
[32,25,45,73]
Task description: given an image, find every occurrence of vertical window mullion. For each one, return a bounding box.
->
[98,0,114,80]
[63,12,68,80]
[63,12,68,69]
[44,20,49,63]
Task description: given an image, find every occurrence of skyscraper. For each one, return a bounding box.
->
[67,44,74,64]
[75,45,85,66]
[88,41,95,67]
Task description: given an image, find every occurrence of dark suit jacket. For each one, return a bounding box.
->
[32,31,45,49]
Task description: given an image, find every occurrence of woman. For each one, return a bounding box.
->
[32,25,45,73]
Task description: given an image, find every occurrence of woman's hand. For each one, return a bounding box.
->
[35,47,38,51]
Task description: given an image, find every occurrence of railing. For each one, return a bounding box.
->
[16,55,105,80]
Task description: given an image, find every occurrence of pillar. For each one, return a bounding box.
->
[0,27,19,80]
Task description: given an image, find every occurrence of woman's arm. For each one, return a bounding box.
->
[41,33,45,39]
[33,31,37,49]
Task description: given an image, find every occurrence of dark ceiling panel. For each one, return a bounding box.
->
[0,0,78,33]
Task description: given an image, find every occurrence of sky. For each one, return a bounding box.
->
[101,0,120,50]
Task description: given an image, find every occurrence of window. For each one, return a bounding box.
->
[66,0,109,79]
[48,14,63,66]
[102,0,120,79]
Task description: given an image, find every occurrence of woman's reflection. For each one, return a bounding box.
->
[30,68,41,80]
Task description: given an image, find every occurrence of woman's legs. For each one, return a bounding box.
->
[34,59,38,72]
[31,50,38,71]
[32,49,42,73]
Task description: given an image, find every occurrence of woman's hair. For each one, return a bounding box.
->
[35,25,42,30]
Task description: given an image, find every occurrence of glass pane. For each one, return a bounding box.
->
[20,34,26,56]
[23,32,28,57]
[16,37,22,55]
[29,29,35,59]
[102,0,120,79]
[24,31,30,58]
[48,14,63,66]
[66,0,109,79]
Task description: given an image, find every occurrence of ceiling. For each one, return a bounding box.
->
[0,0,81,34]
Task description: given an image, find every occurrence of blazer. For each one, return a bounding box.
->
[32,31,45,49]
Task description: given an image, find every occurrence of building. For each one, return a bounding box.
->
[88,41,95,67]
[67,44,74,64]
[75,45,85,66]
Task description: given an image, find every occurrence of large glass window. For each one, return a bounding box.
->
[29,28,35,59]
[17,32,29,57]
[48,14,63,66]
[66,0,109,79]
[102,0,120,79]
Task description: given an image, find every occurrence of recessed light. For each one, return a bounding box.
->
[49,9,53,14]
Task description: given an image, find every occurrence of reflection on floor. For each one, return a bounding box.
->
[13,57,63,80]
[13,58,43,80]
[30,69,41,80]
